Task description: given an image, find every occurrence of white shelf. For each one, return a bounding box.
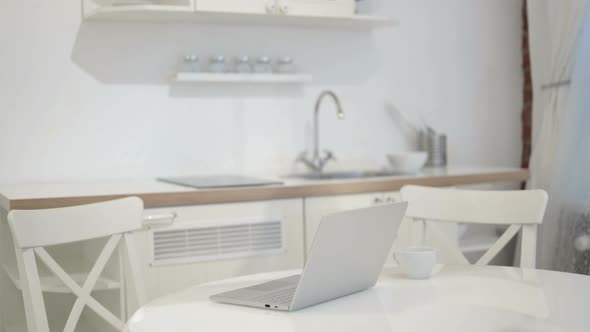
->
[2,264,120,294]
[173,72,313,84]
[84,5,396,29]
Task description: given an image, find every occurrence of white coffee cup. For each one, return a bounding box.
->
[394,247,437,279]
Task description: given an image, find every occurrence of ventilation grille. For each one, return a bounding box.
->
[151,220,283,265]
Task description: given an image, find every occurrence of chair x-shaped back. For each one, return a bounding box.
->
[8,197,146,332]
[401,186,548,268]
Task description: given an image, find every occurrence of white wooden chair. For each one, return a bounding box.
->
[7,197,147,332]
[400,185,548,268]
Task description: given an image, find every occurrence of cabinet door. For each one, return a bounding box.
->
[380,191,401,204]
[379,191,411,258]
[282,0,354,17]
[135,199,305,299]
[196,0,268,14]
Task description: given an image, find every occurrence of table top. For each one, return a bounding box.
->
[0,167,528,210]
[128,265,590,332]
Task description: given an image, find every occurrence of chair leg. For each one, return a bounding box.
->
[118,244,128,323]
[0,270,5,332]
[0,313,5,332]
[410,219,427,247]
[15,248,50,332]
[124,233,147,309]
[521,224,538,269]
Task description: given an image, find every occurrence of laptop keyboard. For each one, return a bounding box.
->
[251,285,297,305]
[212,275,300,307]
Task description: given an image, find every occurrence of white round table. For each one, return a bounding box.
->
[128,265,590,332]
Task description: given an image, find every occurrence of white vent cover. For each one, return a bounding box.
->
[151,219,284,265]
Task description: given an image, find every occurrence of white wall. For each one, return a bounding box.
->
[0,0,522,183]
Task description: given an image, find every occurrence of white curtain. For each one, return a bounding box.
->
[527,0,590,271]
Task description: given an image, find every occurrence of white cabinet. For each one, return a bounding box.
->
[282,0,354,17]
[83,0,195,14]
[195,0,355,16]
[196,0,268,14]
[135,199,305,299]
[380,191,402,205]
[83,0,395,29]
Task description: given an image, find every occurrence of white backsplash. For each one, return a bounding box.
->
[0,0,522,183]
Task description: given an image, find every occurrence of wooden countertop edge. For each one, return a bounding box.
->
[2,169,529,210]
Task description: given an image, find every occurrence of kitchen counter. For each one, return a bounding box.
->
[0,167,528,210]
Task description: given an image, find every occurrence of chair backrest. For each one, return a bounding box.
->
[400,186,548,268]
[8,197,146,332]
[9,197,144,249]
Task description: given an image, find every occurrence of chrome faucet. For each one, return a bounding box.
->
[297,90,345,174]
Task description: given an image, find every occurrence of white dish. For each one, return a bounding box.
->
[387,151,428,174]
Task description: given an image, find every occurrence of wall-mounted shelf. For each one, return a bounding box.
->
[173,72,313,84]
[84,5,396,29]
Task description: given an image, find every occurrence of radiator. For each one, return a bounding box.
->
[555,210,590,275]
[150,218,285,266]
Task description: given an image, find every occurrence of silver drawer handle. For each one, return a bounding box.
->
[143,212,177,227]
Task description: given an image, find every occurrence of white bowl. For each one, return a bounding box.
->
[387,151,428,174]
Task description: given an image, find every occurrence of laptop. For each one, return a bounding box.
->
[210,202,407,311]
